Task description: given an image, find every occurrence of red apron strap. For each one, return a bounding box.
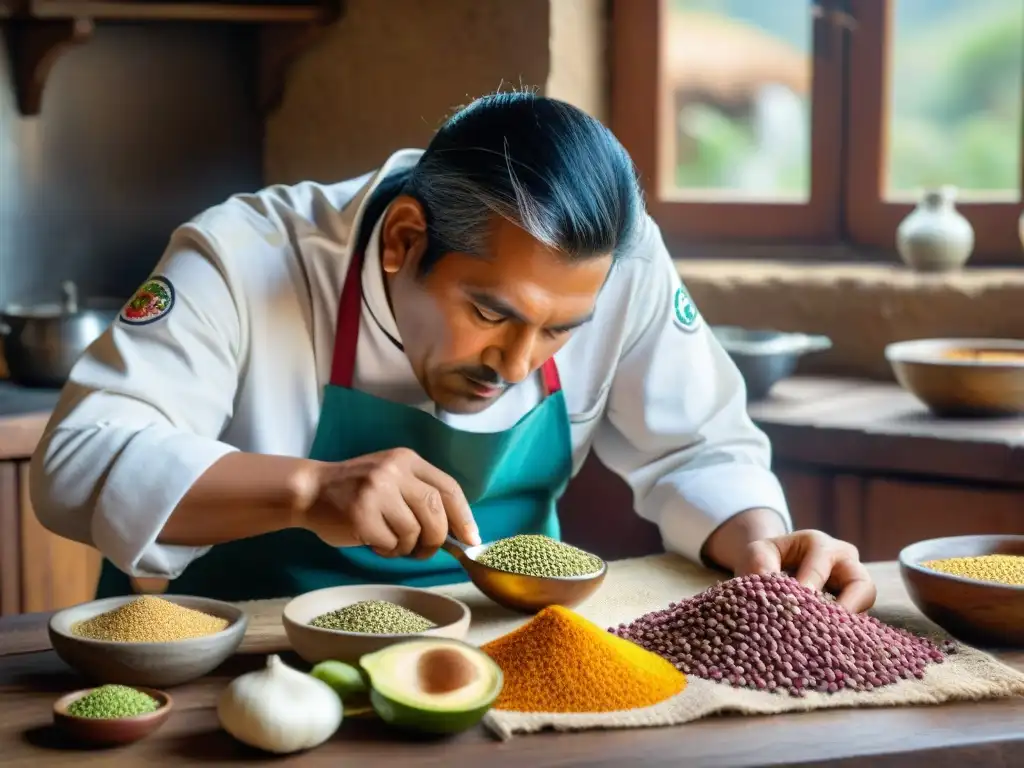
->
[541,357,562,396]
[329,251,365,388]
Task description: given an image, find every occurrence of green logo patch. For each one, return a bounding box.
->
[673,286,701,332]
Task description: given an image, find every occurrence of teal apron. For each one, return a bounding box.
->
[96,246,573,600]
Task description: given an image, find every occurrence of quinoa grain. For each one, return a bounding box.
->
[71,596,229,643]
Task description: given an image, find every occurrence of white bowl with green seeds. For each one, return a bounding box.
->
[282,584,471,665]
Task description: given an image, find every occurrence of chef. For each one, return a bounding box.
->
[30,92,876,612]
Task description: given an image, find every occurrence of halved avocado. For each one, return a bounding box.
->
[359,638,503,734]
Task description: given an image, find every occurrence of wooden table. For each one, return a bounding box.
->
[0,562,1022,767]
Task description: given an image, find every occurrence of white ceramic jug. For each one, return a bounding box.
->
[896,186,975,272]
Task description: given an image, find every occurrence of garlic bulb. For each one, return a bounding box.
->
[217,654,343,754]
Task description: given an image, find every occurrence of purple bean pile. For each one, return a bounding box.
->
[609,572,956,697]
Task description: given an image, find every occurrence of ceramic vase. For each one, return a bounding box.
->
[896,186,974,272]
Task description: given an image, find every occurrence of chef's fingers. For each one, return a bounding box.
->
[400,477,449,560]
[353,505,400,555]
[406,455,480,546]
[793,546,835,593]
[377,498,422,558]
[738,540,782,577]
[829,558,877,613]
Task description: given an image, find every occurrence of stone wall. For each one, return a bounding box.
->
[679,260,1024,380]
[265,0,551,185]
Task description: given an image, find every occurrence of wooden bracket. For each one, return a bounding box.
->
[1,0,341,117]
[3,16,93,115]
[258,0,341,115]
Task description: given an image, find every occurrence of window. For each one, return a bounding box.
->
[611,0,1024,263]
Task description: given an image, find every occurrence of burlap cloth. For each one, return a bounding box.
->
[431,554,1024,741]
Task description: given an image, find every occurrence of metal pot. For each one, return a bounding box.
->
[712,326,833,402]
[0,281,121,388]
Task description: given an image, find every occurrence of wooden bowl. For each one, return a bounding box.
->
[885,338,1024,416]
[899,535,1024,648]
[53,686,172,745]
[283,584,471,665]
[48,595,249,687]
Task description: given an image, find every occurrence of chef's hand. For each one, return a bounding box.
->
[703,508,877,614]
[303,448,480,559]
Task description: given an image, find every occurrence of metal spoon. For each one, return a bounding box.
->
[441,534,607,615]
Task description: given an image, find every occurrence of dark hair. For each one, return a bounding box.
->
[359,91,643,273]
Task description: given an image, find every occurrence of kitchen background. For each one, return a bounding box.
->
[0,0,577,308]
[0,0,1022,616]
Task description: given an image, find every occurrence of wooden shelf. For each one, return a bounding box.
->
[27,1,331,23]
[1,0,341,115]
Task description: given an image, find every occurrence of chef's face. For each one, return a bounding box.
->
[380,196,612,415]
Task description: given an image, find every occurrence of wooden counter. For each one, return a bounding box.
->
[0,384,100,617]
[0,561,1022,767]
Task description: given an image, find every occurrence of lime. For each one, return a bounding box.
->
[311,660,367,700]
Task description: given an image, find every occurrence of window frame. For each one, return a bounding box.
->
[845,0,1023,263]
[611,0,1024,264]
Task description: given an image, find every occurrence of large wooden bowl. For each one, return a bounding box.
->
[48,595,248,687]
[283,584,471,665]
[885,338,1024,416]
[899,535,1024,648]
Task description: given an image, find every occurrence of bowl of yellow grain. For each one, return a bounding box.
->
[48,595,249,687]
[899,534,1024,649]
[885,338,1024,417]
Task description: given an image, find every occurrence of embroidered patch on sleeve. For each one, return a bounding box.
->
[120,276,175,326]
[673,286,702,332]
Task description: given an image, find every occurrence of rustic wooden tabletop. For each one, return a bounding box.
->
[0,561,1021,767]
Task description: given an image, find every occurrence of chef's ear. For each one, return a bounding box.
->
[380,195,429,274]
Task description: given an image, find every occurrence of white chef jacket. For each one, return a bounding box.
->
[30,149,791,580]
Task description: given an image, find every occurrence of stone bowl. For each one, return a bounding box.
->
[899,534,1024,649]
[282,584,471,665]
[53,686,173,745]
[885,338,1024,417]
[48,595,248,687]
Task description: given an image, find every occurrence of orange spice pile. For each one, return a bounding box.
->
[481,605,687,713]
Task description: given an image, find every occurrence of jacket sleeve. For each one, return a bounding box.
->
[591,218,792,565]
[30,241,242,579]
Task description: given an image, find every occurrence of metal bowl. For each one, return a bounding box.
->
[712,326,832,401]
[884,338,1024,417]
[0,281,120,388]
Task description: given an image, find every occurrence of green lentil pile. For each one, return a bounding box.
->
[71,596,229,642]
[66,685,160,719]
[476,534,604,578]
[309,600,436,633]
[922,554,1024,586]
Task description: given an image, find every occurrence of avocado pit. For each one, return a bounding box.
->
[417,647,479,695]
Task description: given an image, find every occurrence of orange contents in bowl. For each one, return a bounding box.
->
[941,348,1024,364]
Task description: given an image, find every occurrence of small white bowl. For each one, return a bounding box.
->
[48,595,248,687]
[282,584,471,665]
